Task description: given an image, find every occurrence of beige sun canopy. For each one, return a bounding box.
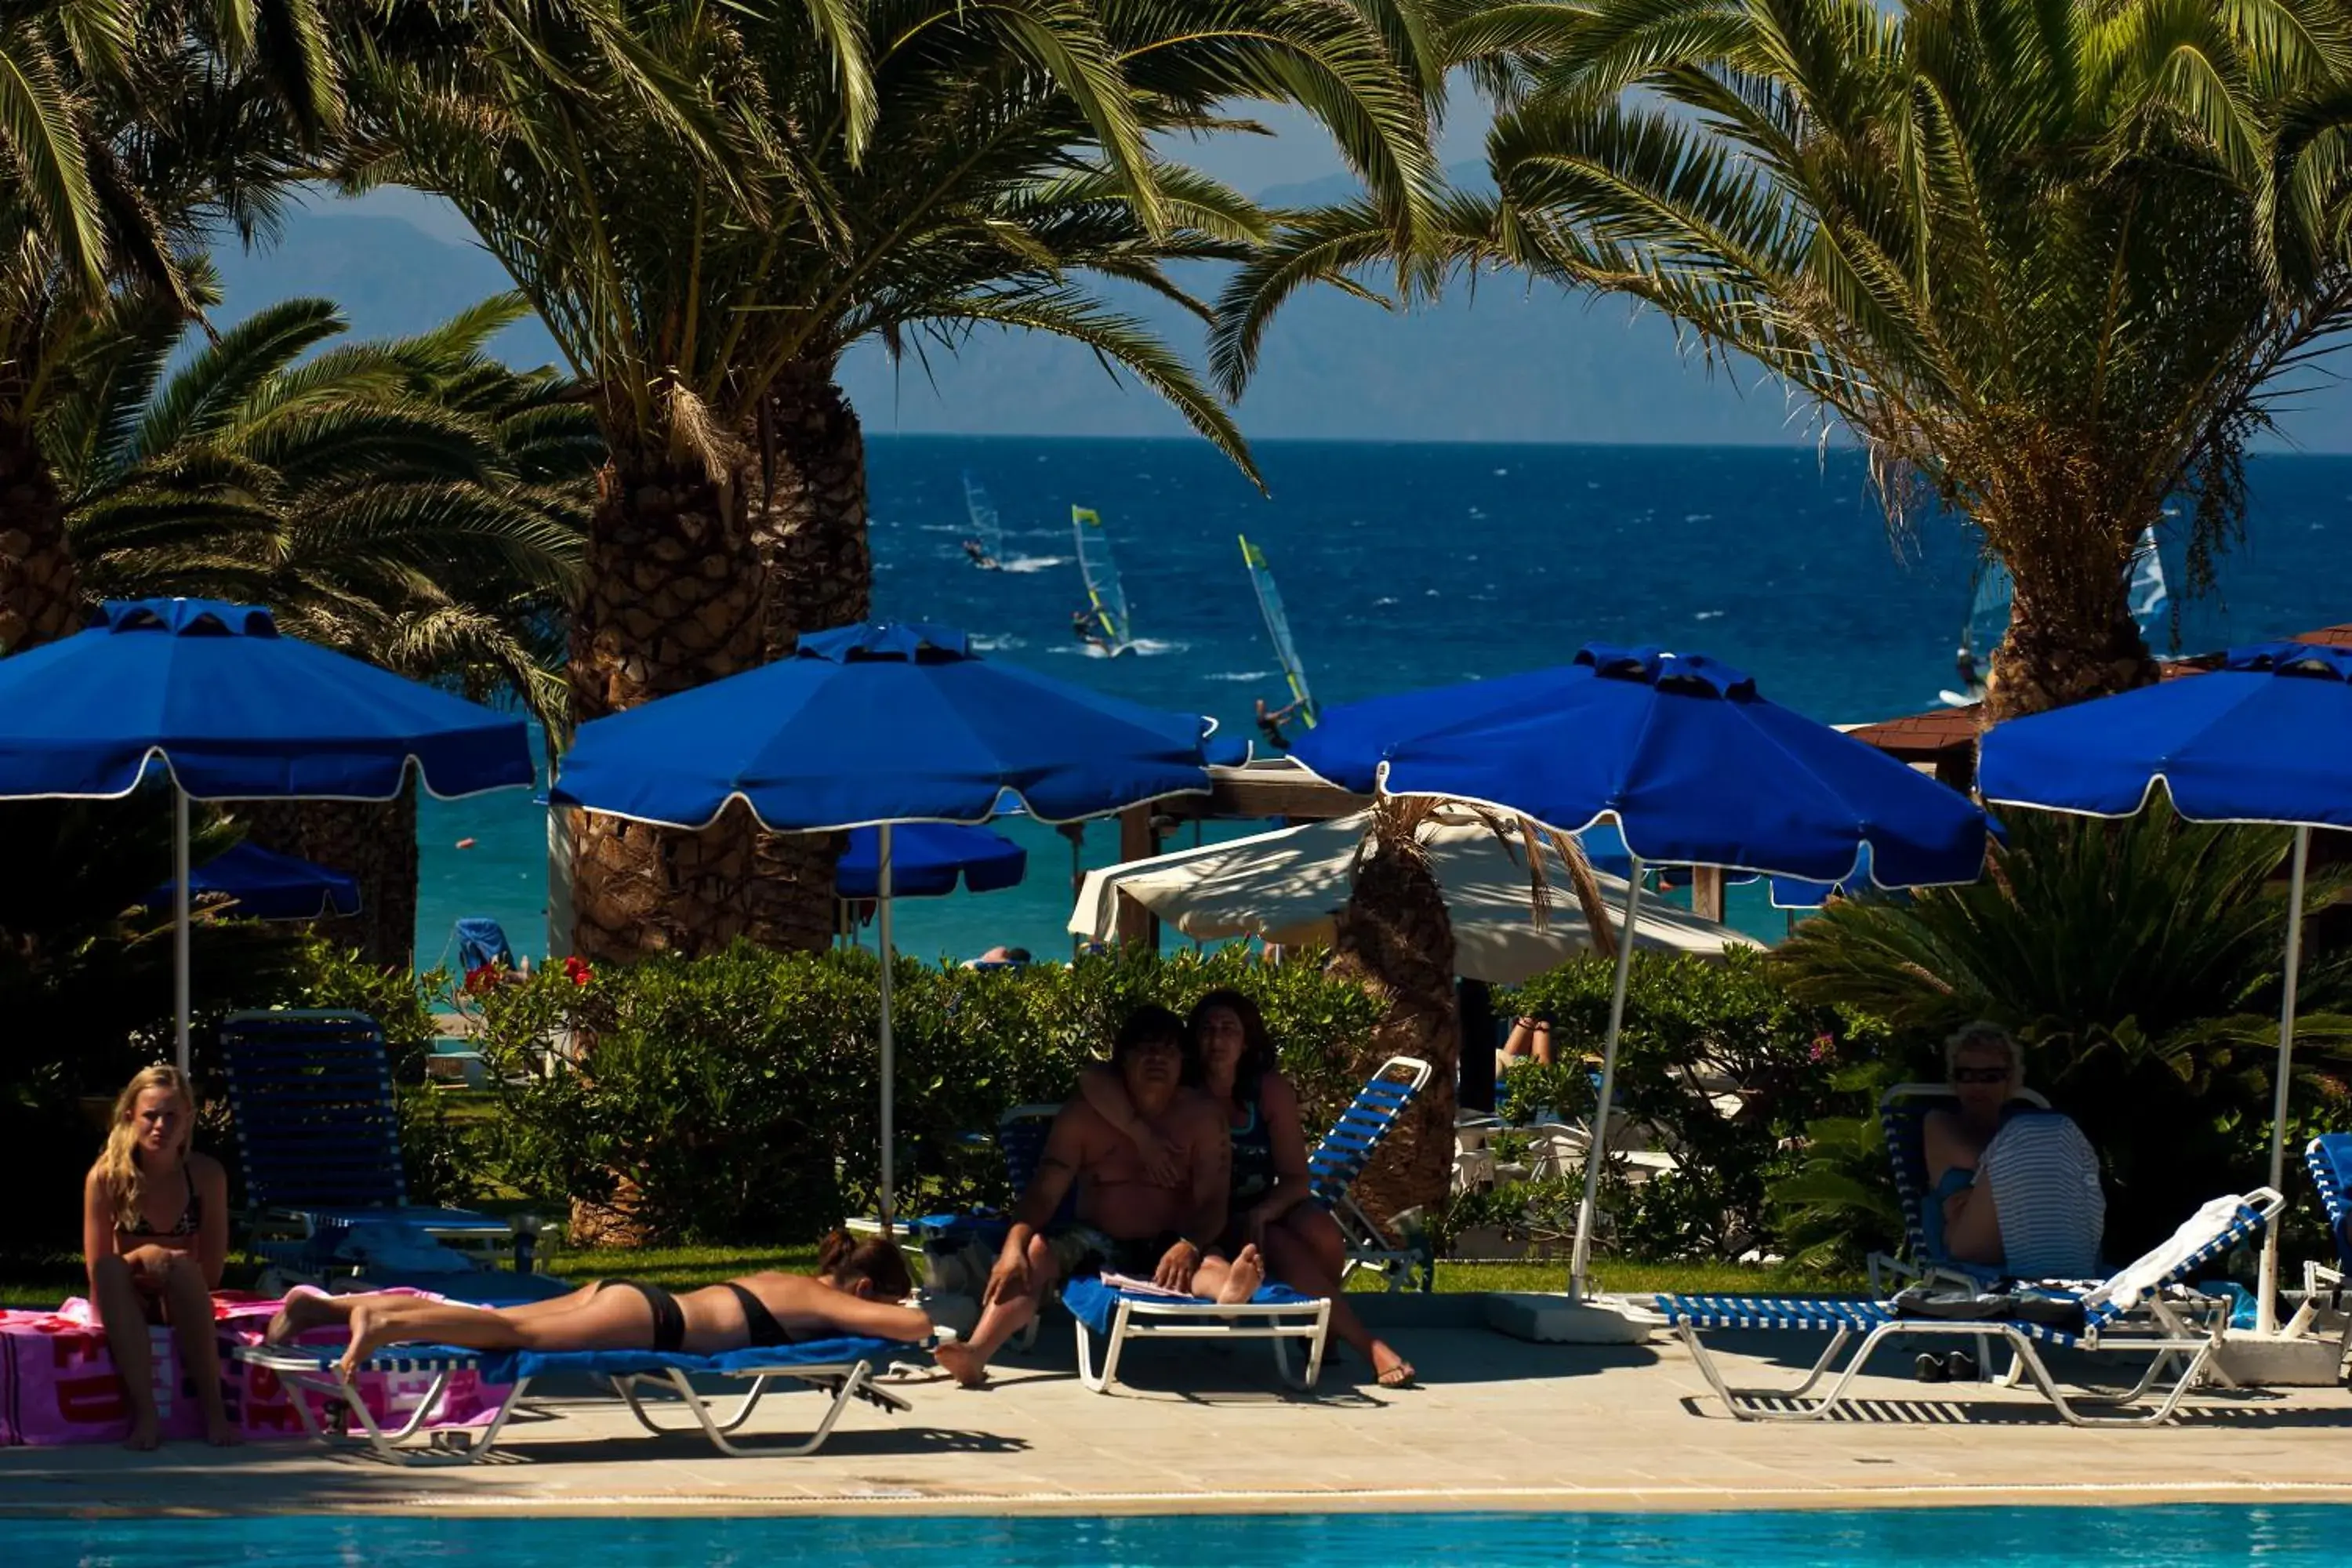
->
[1069,809,1761,984]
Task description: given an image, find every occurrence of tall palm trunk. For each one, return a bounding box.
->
[0,417,81,654]
[238,790,419,968]
[1330,803,1460,1227]
[740,364,872,953]
[567,457,768,963]
[1986,547,2159,720]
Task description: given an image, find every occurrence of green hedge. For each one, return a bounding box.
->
[469,943,1384,1246]
[1502,949,1887,1262]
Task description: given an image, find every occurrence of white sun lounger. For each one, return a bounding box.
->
[1659,1188,2283,1427]
[1062,1274,1330,1396]
[237,1334,919,1461]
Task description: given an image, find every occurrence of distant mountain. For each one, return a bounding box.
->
[212,183,2351,450]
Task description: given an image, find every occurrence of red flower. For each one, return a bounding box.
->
[562,955,593,987]
[462,961,503,996]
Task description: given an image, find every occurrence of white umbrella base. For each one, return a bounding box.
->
[1484,1291,1659,1345]
[2212,1329,2343,1387]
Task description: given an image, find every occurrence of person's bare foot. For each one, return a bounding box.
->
[336,1301,397,1381]
[267,1285,337,1345]
[204,1411,244,1446]
[932,1338,992,1388]
[122,1411,161,1452]
[1215,1244,1264,1305]
[1370,1340,1416,1388]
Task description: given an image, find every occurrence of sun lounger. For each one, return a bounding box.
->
[220,1009,569,1302]
[2303,1134,2351,1302]
[1659,1188,2283,1427]
[1062,1274,1330,1396]
[237,1334,919,1461]
[1869,1081,2051,1294]
[1308,1055,1436,1291]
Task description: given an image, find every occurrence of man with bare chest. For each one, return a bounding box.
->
[933,1006,1264,1388]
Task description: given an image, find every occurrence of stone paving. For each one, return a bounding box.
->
[5,1305,2349,1519]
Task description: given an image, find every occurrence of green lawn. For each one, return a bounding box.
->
[1,1243,1861,1308]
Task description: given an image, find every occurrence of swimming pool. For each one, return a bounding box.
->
[11,1506,2350,1566]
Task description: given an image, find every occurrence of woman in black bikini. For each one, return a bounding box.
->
[82,1065,238,1449]
[267,1230,929,1379]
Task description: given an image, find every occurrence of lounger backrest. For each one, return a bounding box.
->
[1308,1056,1433,1207]
[455,917,514,974]
[2308,1134,2352,1269]
[996,1103,1073,1223]
[220,1009,408,1210]
[2077,1189,2281,1327]
[1879,1083,2051,1265]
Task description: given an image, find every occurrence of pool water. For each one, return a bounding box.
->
[13,1507,2349,1566]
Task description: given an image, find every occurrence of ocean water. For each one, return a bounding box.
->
[15,1505,2352,1566]
[416,438,2352,971]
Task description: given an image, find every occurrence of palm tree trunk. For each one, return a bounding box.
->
[238,791,420,968]
[567,457,768,964]
[1330,807,1460,1228]
[739,364,873,953]
[1983,521,2161,721]
[0,416,81,654]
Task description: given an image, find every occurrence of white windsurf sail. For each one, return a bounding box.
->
[1239,534,1317,727]
[962,471,1004,565]
[1941,526,2170,706]
[1071,505,1134,652]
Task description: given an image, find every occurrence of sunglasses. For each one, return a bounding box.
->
[1951,1066,2010,1086]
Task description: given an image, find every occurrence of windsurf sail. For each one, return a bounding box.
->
[1239,534,1317,728]
[1071,505,1134,651]
[1944,525,2170,706]
[962,471,1004,564]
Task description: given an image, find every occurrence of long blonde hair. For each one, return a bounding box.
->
[95,1065,196,1229]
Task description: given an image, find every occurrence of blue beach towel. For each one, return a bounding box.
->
[1061,1275,1316,1337]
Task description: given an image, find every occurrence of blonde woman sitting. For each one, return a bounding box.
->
[82,1065,238,1449]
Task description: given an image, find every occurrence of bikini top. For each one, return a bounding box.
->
[124,1172,202,1238]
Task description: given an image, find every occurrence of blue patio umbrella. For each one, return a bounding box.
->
[550,620,1210,1221]
[1979,641,2352,1330]
[838,822,1026,900]
[1769,845,1878,911]
[140,840,361,921]
[1307,644,1994,1300]
[0,599,535,1068]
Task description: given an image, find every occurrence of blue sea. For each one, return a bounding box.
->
[15,1505,2352,1565]
[416,438,2352,971]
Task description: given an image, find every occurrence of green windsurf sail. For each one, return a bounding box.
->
[1239,534,1317,727]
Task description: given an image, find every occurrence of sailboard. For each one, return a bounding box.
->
[962,471,1004,568]
[1071,505,1135,655]
[1239,534,1317,728]
[1938,525,2169,706]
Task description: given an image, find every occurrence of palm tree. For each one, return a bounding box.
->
[339,0,1444,962]
[1223,0,2352,719]
[49,288,594,964]
[0,0,339,652]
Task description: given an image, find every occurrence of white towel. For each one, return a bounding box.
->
[1981,1111,2105,1281]
[2078,1194,2250,1315]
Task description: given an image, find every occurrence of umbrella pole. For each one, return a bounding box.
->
[2257,824,2310,1335]
[1570,855,1644,1303]
[878,822,896,1236]
[173,785,192,1076]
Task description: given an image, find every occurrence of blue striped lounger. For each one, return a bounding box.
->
[237,1334,920,1461]
[1061,1275,1331,1396]
[1659,1189,2282,1428]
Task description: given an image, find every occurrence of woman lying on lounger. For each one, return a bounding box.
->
[268,1230,931,1378]
[1081,989,1417,1389]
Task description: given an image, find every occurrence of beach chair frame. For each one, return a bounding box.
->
[1661,1188,2283,1428]
[1070,1289,1333,1397]
[237,1342,911,1463]
[1309,1055,1436,1292]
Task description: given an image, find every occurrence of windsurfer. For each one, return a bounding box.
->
[1253,695,1305,750]
[1071,608,1112,653]
[962,538,997,569]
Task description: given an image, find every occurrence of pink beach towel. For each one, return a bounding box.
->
[0,1292,511,1446]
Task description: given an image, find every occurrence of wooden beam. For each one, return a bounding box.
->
[1114,804,1163,950]
[1153,768,1374,824]
[1690,865,1726,924]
